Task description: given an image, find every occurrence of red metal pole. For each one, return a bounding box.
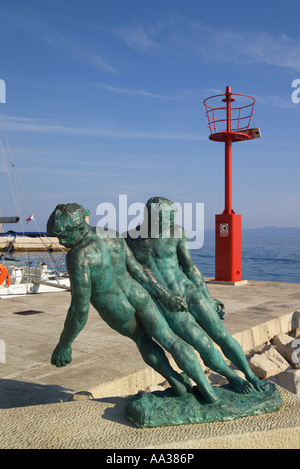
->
[224,138,233,214]
[224,86,233,214]
[226,85,232,133]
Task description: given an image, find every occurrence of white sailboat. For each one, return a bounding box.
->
[0,220,70,298]
[0,259,70,297]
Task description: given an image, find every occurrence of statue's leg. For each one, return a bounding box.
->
[163,309,255,394]
[116,314,189,396]
[136,303,218,403]
[187,290,266,391]
[134,328,190,396]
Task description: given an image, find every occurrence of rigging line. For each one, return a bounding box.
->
[42,233,67,253]
[9,164,21,216]
[0,114,67,278]
[0,135,31,277]
[7,157,65,274]
[15,170,40,231]
[36,236,60,281]
[1,124,36,234]
[0,114,20,212]
[41,233,68,271]
[0,137,19,216]
[0,117,34,270]
[0,117,43,238]
[6,145,24,235]
[13,170,66,273]
[3,143,32,267]
[7,157,65,275]
[0,117,43,250]
[0,115,25,236]
[3,140,66,273]
[4,137,44,238]
[15,171,60,274]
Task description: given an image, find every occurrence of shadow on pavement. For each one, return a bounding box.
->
[0,379,74,408]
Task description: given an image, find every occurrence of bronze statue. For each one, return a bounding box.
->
[47,203,219,403]
[47,202,282,428]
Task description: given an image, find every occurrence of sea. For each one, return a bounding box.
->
[191,231,300,284]
[1,228,300,284]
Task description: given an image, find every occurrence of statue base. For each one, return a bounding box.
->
[125,382,283,428]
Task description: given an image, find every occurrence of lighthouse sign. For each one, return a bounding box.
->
[220,223,229,237]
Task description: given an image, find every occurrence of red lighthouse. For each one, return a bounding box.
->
[203,86,261,284]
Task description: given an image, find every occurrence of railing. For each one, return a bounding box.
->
[203,92,255,136]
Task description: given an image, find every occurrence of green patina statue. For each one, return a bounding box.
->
[47,203,218,402]
[47,202,282,428]
[126,196,266,394]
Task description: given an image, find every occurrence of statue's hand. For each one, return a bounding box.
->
[51,342,72,367]
[164,293,188,312]
[213,299,225,320]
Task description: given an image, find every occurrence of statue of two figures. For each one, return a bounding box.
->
[47,198,282,428]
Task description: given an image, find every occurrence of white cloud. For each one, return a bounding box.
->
[217,30,300,71]
[111,24,158,51]
[202,27,300,70]
[255,93,298,110]
[115,16,300,72]
[87,82,196,101]
[0,7,119,74]
[1,115,206,141]
[42,28,119,74]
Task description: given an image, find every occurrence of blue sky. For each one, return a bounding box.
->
[1,0,300,232]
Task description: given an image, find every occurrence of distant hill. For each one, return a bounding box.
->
[204,227,300,238]
[243,227,300,237]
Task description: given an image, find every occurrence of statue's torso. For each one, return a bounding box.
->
[69,231,149,328]
[127,232,191,297]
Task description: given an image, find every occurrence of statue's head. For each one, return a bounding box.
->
[47,203,87,248]
[145,196,177,234]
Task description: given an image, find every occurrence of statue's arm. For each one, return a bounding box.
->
[177,230,225,318]
[177,230,209,291]
[51,252,92,367]
[125,243,187,311]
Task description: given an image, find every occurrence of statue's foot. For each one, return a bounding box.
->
[194,385,219,404]
[179,372,193,390]
[248,375,269,392]
[169,376,188,396]
[171,373,219,403]
[228,375,256,394]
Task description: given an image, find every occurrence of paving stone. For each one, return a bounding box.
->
[272,333,300,369]
[249,346,292,379]
[276,369,300,396]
